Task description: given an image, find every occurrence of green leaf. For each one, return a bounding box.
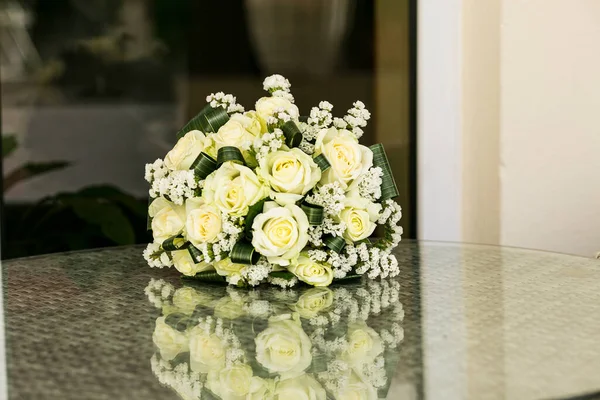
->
[334,274,362,283]
[190,152,217,180]
[162,235,186,251]
[182,271,227,284]
[78,185,146,217]
[324,235,346,253]
[370,143,400,201]
[164,312,193,332]
[176,105,229,138]
[217,146,245,166]
[66,198,135,245]
[269,271,296,281]
[4,161,71,192]
[187,244,203,263]
[281,120,302,148]
[313,154,330,172]
[23,161,71,175]
[202,388,220,400]
[244,198,266,240]
[301,202,324,225]
[2,134,18,158]
[231,240,260,265]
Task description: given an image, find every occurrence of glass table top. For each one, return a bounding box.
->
[3,242,600,399]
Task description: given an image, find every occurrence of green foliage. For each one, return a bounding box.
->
[3,185,150,259]
[2,134,71,192]
[2,135,17,158]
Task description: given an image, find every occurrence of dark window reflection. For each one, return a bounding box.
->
[1,0,413,258]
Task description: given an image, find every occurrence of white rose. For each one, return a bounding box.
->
[255,313,312,379]
[206,364,268,400]
[314,127,373,190]
[341,322,384,367]
[251,202,310,266]
[338,196,381,243]
[290,287,334,319]
[203,162,269,217]
[274,374,326,400]
[189,326,227,374]
[152,316,188,361]
[171,249,214,277]
[164,130,210,171]
[255,96,299,121]
[213,295,246,320]
[150,198,186,243]
[213,113,262,166]
[172,286,214,314]
[185,197,222,246]
[288,256,334,287]
[331,370,377,400]
[259,148,321,205]
[214,258,246,282]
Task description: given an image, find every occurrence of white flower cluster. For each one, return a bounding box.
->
[357,167,383,202]
[378,199,404,251]
[206,92,245,114]
[196,316,245,367]
[149,169,197,205]
[299,101,334,155]
[252,128,285,162]
[151,355,202,400]
[143,243,172,269]
[202,213,243,262]
[144,278,174,308]
[331,101,371,139]
[305,182,345,215]
[144,158,168,184]
[269,275,299,289]
[262,73,294,102]
[241,257,273,286]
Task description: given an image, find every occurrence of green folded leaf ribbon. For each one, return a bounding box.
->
[162,235,187,251]
[191,152,217,180]
[217,146,246,166]
[324,235,346,253]
[281,120,303,148]
[164,312,193,332]
[176,105,229,139]
[301,202,324,225]
[231,241,260,265]
[244,198,266,240]
[334,274,362,282]
[269,271,296,281]
[187,244,203,263]
[370,143,399,201]
[313,154,330,172]
[182,270,227,284]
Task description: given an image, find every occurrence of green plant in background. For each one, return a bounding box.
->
[5,185,149,259]
[2,135,149,259]
[2,134,70,192]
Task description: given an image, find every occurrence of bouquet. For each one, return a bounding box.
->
[146,278,404,399]
[144,75,403,287]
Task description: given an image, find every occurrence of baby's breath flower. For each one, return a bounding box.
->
[206,91,245,113]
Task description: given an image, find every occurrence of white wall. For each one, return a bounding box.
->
[419,0,600,257]
[500,0,600,256]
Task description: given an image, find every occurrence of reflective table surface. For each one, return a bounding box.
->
[4,242,600,399]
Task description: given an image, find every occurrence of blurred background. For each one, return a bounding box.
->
[0,0,415,259]
[2,0,599,260]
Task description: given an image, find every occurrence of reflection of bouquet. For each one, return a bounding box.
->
[144,75,403,287]
[146,278,404,399]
